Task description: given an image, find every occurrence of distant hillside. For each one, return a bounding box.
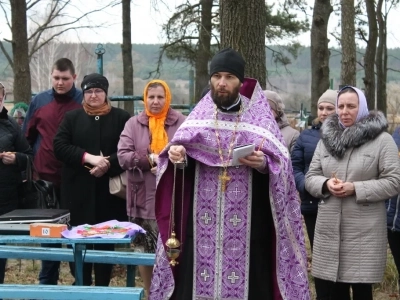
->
[1,42,400,108]
[2,42,400,83]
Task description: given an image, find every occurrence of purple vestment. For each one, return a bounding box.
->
[150,78,310,300]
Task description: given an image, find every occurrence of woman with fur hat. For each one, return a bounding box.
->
[305,86,400,300]
[291,89,337,251]
[53,73,131,286]
[264,90,299,153]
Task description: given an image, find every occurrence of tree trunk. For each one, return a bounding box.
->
[340,0,356,87]
[363,0,378,109]
[220,0,266,88]
[11,0,31,104]
[310,0,333,117]
[121,0,134,115]
[376,0,387,115]
[194,0,213,102]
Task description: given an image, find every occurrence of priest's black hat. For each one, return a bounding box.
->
[209,48,245,82]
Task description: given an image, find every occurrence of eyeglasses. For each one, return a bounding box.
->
[83,89,104,95]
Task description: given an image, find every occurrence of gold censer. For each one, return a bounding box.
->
[166,161,185,266]
[166,231,181,266]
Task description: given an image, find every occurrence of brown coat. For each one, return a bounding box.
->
[305,112,400,283]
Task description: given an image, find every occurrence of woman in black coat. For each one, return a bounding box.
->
[53,74,130,286]
[291,89,336,250]
[0,82,33,286]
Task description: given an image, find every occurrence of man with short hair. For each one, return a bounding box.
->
[149,48,310,299]
[23,58,82,285]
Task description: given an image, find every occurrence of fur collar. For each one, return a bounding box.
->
[321,111,388,158]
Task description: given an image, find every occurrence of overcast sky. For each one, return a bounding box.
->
[1,0,400,48]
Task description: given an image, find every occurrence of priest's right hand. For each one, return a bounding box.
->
[168,145,186,163]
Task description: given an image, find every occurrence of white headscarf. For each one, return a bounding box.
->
[337,86,369,128]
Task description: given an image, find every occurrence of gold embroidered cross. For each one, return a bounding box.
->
[219,169,231,192]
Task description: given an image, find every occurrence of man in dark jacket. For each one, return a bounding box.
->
[22,58,82,285]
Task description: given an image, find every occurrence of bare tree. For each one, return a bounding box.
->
[8,0,31,103]
[362,0,378,109]
[310,0,333,117]
[30,41,62,92]
[195,0,213,102]
[220,0,267,88]
[376,0,387,114]
[68,44,96,85]
[375,0,400,115]
[0,0,118,103]
[30,42,96,93]
[122,0,134,115]
[340,0,356,86]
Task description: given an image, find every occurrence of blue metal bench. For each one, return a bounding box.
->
[1,284,144,300]
[0,233,136,286]
[0,245,155,287]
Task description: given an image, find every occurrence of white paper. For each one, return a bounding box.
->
[231,144,255,166]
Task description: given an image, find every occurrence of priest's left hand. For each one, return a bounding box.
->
[239,151,265,169]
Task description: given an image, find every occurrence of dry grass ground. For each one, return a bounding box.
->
[3,229,399,300]
[4,258,147,299]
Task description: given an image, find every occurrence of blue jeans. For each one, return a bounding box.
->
[38,243,62,284]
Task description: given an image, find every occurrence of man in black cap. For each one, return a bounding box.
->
[208,47,245,109]
[23,58,82,286]
[149,48,310,299]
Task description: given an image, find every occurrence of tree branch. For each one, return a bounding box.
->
[28,25,103,59]
[357,28,368,44]
[388,67,400,73]
[26,0,42,10]
[0,39,14,68]
[0,2,12,31]
[27,0,118,58]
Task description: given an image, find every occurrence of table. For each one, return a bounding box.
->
[0,234,133,285]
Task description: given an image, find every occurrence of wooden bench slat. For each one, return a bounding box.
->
[1,284,143,300]
[0,245,155,265]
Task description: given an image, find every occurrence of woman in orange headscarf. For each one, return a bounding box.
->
[117,80,186,294]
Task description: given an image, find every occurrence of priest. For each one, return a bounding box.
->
[149,48,310,300]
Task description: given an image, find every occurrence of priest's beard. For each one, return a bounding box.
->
[211,84,240,108]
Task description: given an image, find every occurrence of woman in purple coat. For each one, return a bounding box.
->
[117,79,185,294]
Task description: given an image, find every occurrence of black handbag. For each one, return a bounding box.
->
[18,156,59,209]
